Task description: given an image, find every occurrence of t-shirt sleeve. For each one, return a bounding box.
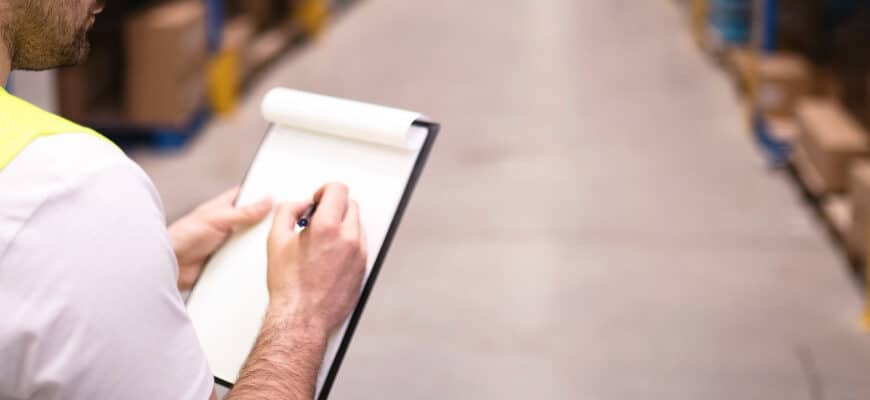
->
[0,135,213,400]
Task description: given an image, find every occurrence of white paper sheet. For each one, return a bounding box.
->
[261,88,423,149]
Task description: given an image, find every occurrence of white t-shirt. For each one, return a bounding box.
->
[0,133,213,399]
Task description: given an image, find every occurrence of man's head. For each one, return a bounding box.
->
[1,0,103,70]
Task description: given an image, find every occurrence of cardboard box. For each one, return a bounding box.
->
[775,0,822,55]
[757,53,812,116]
[797,98,869,192]
[57,45,117,121]
[235,0,287,31]
[124,0,207,126]
[822,194,852,240]
[730,48,757,100]
[765,114,800,144]
[791,140,827,196]
[248,25,290,72]
[847,161,870,258]
[867,74,870,126]
[222,16,256,82]
[813,68,844,99]
[57,65,90,121]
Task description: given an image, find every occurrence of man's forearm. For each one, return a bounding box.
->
[226,304,328,400]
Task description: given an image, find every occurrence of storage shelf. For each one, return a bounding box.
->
[7,0,360,151]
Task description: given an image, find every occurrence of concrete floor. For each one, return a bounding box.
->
[134,0,870,398]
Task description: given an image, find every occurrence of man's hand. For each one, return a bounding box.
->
[168,187,273,291]
[266,183,368,332]
[228,183,366,400]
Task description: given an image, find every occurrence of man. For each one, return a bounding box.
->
[0,0,366,399]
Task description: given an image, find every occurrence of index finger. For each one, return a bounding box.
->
[205,186,240,207]
[312,183,349,225]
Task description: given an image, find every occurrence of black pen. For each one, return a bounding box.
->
[296,202,318,229]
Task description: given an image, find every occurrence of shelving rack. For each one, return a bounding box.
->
[6,0,358,150]
[683,0,870,326]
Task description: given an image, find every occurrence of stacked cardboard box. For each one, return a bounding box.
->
[57,47,122,123]
[730,48,757,99]
[248,25,293,73]
[813,68,844,99]
[848,161,870,258]
[828,10,870,129]
[234,0,288,32]
[222,16,256,83]
[791,138,827,196]
[124,0,207,126]
[774,0,822,55]
[757,53,812,117]
[57,64,93,122]
[229,0,299,74]
[793,98,869,194]
[765,114,801,144]
[866,75,870,126]
[823,195,852,240]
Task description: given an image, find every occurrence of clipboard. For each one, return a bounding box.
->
[316,119,438,399]
[185,88,439,399]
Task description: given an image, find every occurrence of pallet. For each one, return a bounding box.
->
[787,162,862,269]
[86,108,211,151]
[752,111,792,167]
[822,194,853,240]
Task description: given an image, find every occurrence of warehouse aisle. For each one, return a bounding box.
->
[134,1,870,398]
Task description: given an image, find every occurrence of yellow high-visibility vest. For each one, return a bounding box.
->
[0,86,115,171]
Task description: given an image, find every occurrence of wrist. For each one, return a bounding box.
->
[266,297,330,343]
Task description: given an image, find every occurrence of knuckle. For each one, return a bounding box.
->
[326,182,349,196]
[314,222,339,237]
[340,232,359,249]
[350,239,361,253]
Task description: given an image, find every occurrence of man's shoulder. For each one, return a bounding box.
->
[0,136,213,400]
[4,132,135,187]
[0,133,164,255]
[0,131,159,207]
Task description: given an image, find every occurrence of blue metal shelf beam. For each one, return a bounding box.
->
[205,0,224,52]
[761,0,777,53]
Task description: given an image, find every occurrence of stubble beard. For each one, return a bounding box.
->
[9,1,92,71]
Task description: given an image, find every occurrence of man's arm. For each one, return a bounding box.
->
[226,305,327,398]
[227,183,366,399]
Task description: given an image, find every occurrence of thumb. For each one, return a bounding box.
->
[269,201,310,240]
[212,197,273,230]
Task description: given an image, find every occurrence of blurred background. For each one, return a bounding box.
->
[7,0,870,398]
